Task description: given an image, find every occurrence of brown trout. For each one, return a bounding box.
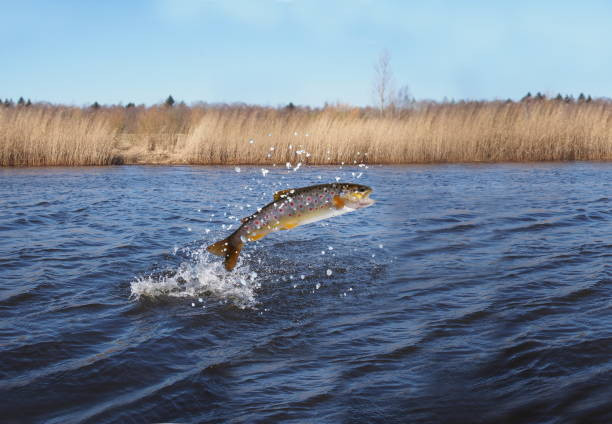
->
[207,183,375,271]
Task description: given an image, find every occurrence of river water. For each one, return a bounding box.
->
[1,163,611,423]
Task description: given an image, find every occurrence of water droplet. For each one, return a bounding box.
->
[191,303,195,307]
[235,167,241,173]
[249,139,254,144]
[335,177,340,182]
[261,168,269,177]
[198,298,203,303]
[326,269,332,276]
[300,275,305,280]
[328,246,333,250]
[315,283,321,289]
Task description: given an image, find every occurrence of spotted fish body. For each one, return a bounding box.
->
[207,183,375,270]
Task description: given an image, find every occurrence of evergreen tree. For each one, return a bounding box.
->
[164,95,175,107]
[3,99,13,107]
[586,95,592,103]
[521,92,532,102]
[126,102,135,108]
[17,97,25,106]
[26,99,32,107]
[578,93,586,102]
[285,102,296,111]
[91,101,101,109]
[535,92,545,100]
[555,94,563,101]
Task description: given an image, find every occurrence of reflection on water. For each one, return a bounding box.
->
[0,163,611,423]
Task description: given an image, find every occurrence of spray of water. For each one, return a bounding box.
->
[130,247,260,309]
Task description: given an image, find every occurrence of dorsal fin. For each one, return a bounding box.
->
[273,188,295,201]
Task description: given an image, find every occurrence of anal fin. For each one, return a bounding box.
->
[248,232,267,241]
[280,222,298,230]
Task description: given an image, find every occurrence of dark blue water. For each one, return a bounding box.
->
[1,164,611,423]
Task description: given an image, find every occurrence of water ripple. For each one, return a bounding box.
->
[1,164,611,423]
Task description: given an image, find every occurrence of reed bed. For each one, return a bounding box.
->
[1,100,612,167]
[0,107,116,166]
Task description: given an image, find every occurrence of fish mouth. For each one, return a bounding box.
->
[349,195,375,209]
[358,197,375,208]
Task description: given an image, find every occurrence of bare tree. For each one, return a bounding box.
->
[396,84,414,109]
[372,49,396,115]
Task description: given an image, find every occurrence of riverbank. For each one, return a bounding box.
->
[2,100,612,166]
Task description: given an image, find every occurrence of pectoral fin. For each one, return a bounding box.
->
[332,195,345,209]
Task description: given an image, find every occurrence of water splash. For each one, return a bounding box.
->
[130,247,260,309]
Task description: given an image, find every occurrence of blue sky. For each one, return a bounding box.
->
[2,0,611,106]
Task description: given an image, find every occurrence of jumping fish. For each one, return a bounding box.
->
[207,183,375,271]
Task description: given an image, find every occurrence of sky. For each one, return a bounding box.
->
[2,0,612,107]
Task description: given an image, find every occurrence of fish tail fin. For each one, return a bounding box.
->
[206,238,231,257]
[224,243,243,271]
[206,237,244,271]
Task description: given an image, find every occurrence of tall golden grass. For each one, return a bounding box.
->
[0,107,116,166]
[2,99,612,166]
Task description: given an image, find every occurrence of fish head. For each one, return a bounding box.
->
[337,183,375,209]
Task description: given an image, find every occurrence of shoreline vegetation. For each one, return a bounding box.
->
[1,95,612,167]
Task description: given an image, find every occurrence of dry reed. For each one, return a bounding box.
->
[1,100,612,167]
[0,107,116,166]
